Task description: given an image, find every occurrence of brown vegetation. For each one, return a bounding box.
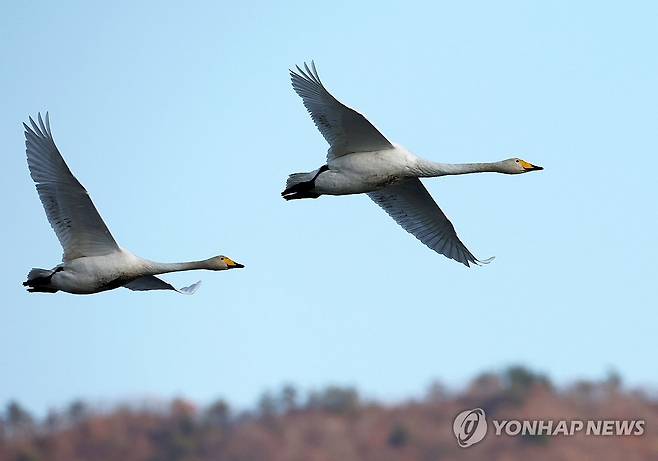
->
[1,367,656,461]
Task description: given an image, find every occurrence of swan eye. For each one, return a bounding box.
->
[515,159,520,163]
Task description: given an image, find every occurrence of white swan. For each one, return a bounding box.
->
[282,62,543,267]
[22,113,244,295]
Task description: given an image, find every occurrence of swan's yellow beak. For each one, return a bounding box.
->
[520,160,543,172]
[224,257,244,269]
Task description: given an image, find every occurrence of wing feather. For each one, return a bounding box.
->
[368,178,493,267]
[124,275,201,295]
[290,61,393,159]
[24,113,120,261]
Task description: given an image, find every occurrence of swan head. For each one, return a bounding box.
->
[206,255,244,270]
[502,158,544,174]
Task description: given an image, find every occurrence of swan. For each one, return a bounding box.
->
[22,113,244,295]
[282,62,543,267]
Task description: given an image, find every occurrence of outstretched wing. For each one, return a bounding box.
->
[124,276,201,295]
[290,61,393,159]
[24,113,120,261]
[368,178,493,267]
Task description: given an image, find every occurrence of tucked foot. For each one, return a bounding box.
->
[281,181,320,200]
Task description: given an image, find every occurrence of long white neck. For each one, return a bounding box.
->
[143,259,212,275]
[414,159,507,177]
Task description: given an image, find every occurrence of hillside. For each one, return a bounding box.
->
[1,367,656,461]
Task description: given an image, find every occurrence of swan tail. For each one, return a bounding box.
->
[285,172,315,189]
[23,268,60,293]
[281,171,322,200]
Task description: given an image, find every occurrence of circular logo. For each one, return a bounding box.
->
[453,408,487,448]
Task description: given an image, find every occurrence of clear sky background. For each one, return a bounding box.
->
[1,1,656,414]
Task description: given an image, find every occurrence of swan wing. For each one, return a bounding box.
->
[24,113,121,261]
[290,61,393,159]
[368,178,493,267]
[124,276,201,295]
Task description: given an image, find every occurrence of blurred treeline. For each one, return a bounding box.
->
[1,366,656,461]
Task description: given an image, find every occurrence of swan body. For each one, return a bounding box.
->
[22,113,243,295]
[312,145,416,195]
[42,251,143,295]
[282,62,543,267]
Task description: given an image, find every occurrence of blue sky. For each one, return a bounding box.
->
[1,0,657,414]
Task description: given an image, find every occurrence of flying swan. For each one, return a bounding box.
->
[282,62,543,267]
[22,113,244,295]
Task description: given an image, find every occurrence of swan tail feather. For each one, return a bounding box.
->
[285,172,315,189]
[23,268,60,293]
[282,171,321,200]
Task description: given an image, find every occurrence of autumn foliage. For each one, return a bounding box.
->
[1,367,656,461]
